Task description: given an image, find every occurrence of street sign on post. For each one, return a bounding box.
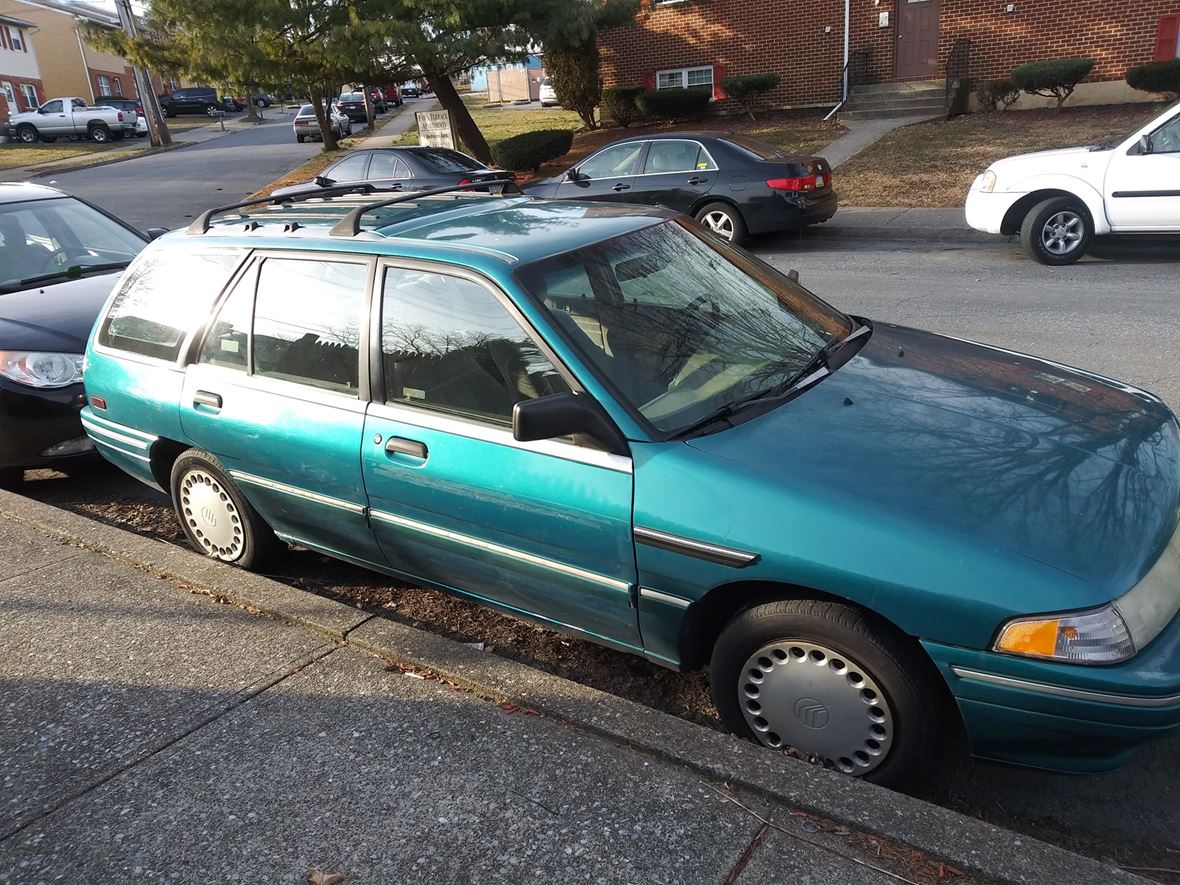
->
[416,109,457,149]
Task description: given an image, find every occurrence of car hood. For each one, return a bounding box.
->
[989,145,1096,181]
[687,322,1180,594]
[0,273,121,352]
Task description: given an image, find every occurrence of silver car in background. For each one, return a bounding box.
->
[292,104,351,143]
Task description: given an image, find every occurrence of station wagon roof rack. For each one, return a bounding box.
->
[185,183,396,235]
[328,180,525,238]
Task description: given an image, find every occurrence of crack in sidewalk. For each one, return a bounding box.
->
[723,822,769,885]
[0,643,339,844]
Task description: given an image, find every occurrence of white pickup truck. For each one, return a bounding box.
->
[6,97,136,145]
[965,100,1180,264]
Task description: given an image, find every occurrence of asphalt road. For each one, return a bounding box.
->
[42,110,319,230]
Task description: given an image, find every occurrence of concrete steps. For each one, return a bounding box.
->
[840,80,946,121]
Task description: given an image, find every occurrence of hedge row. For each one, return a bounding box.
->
[490,129,574,172]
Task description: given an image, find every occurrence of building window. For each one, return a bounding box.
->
[112,78,122,96]
[1,81,14,107]
[20,83,37,110]
[656,65,713,92]
[8,27,23,51]
[97,74,111,95]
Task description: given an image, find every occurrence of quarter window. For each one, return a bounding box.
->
[252,258,367,394]
[99,250,244,361]
[577,142,643,179]
[381,267,569,425]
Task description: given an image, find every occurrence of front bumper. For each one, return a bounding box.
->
[925,608,1180,772]
[0,379,94,470]
[964,184,1026,235]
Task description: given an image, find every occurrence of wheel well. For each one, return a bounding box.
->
[148,437,189,494]
[689,195,743,221]
[1000,189,1091,236]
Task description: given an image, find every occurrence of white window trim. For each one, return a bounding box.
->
[97,74,111,94]
[8,27,23,50]
[20,83,37,110]
[1,81,14,105]
[112,77,122,96]
[655,65,714,92]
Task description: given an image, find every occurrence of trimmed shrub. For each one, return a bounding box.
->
[491,128,574,171]
[976,78,1021,111]
[1011,57,1095,112]
[720,72,781,121]
[1127,58,1180,100]
[635,86,712,121]
[602,85,645,127]
[546,45,602,130]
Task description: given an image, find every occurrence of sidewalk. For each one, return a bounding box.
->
[0,493,1141,884]
[352,97,438,149]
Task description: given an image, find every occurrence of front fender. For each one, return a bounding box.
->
[1004,174,1110,234]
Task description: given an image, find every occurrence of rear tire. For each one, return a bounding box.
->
[694,201,747,246]
[89,123,111,143]
[1020,196,1092,265]
[169,449,280,570]
[296,135,305,143]
[16,124,39,144]
[710,598,942,787]
[205,104,220,118]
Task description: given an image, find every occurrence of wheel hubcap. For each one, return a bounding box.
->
[739,640,894,775]
[701,211,734,240]
[1041,211,1083,255]
[179,468,244,561]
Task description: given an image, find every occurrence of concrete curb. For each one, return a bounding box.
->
[27,142,193,179]
[0,488,1143,885]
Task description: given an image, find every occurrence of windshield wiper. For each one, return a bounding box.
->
[14,261,131,289]
[670,322,871,439]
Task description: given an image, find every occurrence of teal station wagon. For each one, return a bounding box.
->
[82,184,1180,785]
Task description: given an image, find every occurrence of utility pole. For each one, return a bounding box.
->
[112,0,172,147]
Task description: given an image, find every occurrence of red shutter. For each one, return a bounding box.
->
[643,70,655,89]
[1154,15,1180,61]
[713,64,727,100]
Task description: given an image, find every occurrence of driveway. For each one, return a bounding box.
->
[42,110,319,230]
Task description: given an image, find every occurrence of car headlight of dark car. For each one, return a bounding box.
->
[995,530,1180,664]
[0,351,84,388]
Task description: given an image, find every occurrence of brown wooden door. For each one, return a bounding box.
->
[896,0,940,79]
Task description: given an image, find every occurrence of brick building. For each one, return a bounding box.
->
[0,12,43,122]
[0,0,167,105]
[599,1,1180,111]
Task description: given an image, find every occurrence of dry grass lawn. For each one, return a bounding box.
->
[837,102,1170,207]
[0,143,112,171]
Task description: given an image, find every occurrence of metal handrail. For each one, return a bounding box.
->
[826,48,870,121]
[944,38,971,116]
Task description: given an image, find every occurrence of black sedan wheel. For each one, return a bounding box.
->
[694,202,747,246]
[710,599,940,787]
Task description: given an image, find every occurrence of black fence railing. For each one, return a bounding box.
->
[944,38,971,116]
[842,48,872,105]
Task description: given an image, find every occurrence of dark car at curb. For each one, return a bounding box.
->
[524,133,836,246]
[270,147,514,199]
[0,183,154,486]
[159,87,224,118]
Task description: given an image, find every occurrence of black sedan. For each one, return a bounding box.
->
[269,147,514,199]
[0,183,154,487]
[524,133,837,246]
[337,92,371,123]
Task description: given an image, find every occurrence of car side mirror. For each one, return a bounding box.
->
[314,175,336,187]
[513,393,628,455]
[1138,134,1153,155]
[565,168,579,182]
[145,227,169,241]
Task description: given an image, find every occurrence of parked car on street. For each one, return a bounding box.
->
[0,182,157,486]
[270,147,513,198]
[82,184,1180,786]
[337,92,372,123]
[401,83,421,99]
[93,95,148,138]
[524,133,836,245]
[6,97,134,144]
[159,87,225,118]
[966,100,1180,264]
[292,104,351,143]
[538,76,558,107]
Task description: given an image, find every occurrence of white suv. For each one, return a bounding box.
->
[965,101,1180,264]
[538,77,558,107]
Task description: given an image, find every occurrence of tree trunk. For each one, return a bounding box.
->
[310,92,338,151]
[245,94,258,122]
[427,72,491,164]
[364,86,375,130]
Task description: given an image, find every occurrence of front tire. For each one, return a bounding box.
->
[710,599,941,787]
[296,134,305,143]
[169,449,279,570]
[16,124,39,144]
[694,201,747,246]
[1020,196,1092,265]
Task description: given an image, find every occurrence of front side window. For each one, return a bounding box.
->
[199,267,255,371]
[517,220,850,434]
[1149,113,1180,154]
[381,267,569,425]
[326,153,368,182]
[577,142,643,180]
[41,99,62,113]
[252,258,367,394]
[367,152,411,179]
[98,249,243,361]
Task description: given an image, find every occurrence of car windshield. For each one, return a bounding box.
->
[517,219,852,434]
[0,197,146,294]
[341,93,364,101]
[412,148,485,174]
[297,104,314,115]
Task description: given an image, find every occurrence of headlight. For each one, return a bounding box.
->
[0,351,84,388]
[995,605,1134,664]
[978,170,997,193]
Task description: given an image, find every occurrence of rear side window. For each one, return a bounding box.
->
[98,249,244,361]
[252,258,367,394]
[411,148,484,174]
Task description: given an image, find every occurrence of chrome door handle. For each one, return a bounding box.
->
[612,183,631,192]
[385,436,427,459]
[688,177,708,185]
[193,390,222,409]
